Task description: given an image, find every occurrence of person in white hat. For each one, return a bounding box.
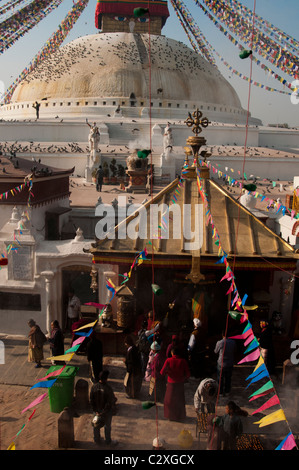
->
[145,341,161,382]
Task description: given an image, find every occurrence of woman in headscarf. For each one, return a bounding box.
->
[28,319,46,368]
[149,341,167,403]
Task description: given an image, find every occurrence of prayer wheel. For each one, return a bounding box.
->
[116,285,135,329]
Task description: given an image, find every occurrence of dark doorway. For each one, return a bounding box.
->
[62,266,98,329]
[129,92,137,107]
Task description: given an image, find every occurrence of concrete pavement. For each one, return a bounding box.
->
[0,333,298,452]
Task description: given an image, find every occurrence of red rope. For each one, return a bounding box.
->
[146,1,160,445]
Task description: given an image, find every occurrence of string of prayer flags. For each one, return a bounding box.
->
[3,0,89,104]
[7,409,36,449]
[196,169,297,449]
[193,0,298,90]
[0,0,64,55]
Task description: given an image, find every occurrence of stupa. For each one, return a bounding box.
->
[3,0,256,125]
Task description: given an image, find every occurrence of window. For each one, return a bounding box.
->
[0,292,41,311]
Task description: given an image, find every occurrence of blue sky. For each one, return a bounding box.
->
[0,0,298,126]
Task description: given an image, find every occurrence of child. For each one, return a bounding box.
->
[214,401,244,450]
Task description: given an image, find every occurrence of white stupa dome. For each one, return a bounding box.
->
[8,32,257,124]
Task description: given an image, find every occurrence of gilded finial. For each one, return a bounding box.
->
[184,109,209,136]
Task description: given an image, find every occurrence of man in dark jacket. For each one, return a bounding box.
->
[96,165,104,192]
[90,370,118,446]
[87,330,103,383]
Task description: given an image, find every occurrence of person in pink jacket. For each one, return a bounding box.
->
[160,347,190,421]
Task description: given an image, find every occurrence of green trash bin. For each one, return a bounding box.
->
[47,365,79,413]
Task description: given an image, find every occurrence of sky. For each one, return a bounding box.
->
[0,0,298,127]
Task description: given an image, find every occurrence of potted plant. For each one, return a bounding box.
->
[110,158,117,184]
[103,161,109,183]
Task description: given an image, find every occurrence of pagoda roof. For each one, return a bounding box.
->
[0,155,74,180]
[86,167,299,269]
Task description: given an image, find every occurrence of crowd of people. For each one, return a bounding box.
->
[26,305,278,449]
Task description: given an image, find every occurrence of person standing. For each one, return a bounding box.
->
[87,328,103,383]
[187,318,206,378]
[27,319,46,368]
[136,319,151,377]
[33,101,40,119]
[124,335,143,399]
[66,289,81,332]
[48,320,64,364]
[258,320,276,374]
[213,401,244,450]
[160,347,190,421]
[149,341,167,403]
[96,165,104,192]
[194,377,218,414]
[90,370,118,446]
[214,332,236,396]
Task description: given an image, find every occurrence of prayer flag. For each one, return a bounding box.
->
[73,321,97,331]
[254,409,286,427]
[238,347,260,364]
[246,363,267,381]
[46,352,74,362]
[21,393,47,413]
[249,380,274,399]
[244,337,259,354]
[40,365,66,381]
[252,395,280,415]
[30,378,58,390]
[246,368,269,387]
[275,432,297,450]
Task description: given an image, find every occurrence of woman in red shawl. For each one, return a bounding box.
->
[160,347,190,421]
